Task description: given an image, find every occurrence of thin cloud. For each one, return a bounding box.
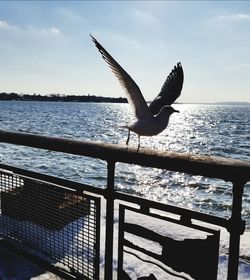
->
[224,63,250,71]
[0,20,10,29]
[26,25,62,37]
[215,13,250,22]
[48,27,60,35]
[0,20,62,40]
[94,31,144,50]
[132,10,161,27]
[56,8,85,24]
[205,13,250,34]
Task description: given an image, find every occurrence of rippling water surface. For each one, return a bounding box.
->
[0,101,249,226]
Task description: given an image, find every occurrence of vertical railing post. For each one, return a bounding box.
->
[227,180,245,280]
[104,161,115,280]
[117,205,125,277]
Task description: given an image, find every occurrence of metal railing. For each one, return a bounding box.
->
[0,167,100,279]
[0,129,250,280]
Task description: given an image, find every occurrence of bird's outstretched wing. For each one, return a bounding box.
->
[149,62,184,115]
[91,35,151,120]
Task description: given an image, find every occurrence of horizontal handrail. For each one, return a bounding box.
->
[0,129,250,182]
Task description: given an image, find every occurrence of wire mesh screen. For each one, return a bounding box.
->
[0,168,100,279]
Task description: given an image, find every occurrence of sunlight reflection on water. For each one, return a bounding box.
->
[0,102,249,226]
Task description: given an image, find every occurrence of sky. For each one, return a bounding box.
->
[0,1,250,103]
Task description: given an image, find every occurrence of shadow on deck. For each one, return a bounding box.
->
[0,240,61,279]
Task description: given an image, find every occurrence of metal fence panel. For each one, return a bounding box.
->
[118,204,220,280]
[0,169,100,279]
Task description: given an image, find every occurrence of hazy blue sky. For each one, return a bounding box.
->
[0,1,250,103]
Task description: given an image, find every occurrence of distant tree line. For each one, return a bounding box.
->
[0,92,128,103]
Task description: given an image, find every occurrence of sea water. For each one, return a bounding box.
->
[0,101,249,227]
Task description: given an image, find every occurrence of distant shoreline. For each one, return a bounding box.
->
[213,101,250,105]
[0,92,128,103]
[0,93,249,105]
[177,101,249,105]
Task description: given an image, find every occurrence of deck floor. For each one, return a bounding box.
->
[0,242,62,280]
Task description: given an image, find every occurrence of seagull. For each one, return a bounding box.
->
[91,35,184,148]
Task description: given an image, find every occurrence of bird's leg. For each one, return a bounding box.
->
[126,129,130,145]
[137,135,141,150]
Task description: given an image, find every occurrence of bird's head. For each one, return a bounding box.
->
[160,105,179,115]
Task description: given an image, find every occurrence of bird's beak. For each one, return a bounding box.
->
[174,109,180,113]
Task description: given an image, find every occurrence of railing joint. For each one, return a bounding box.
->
[226,218,246,235]
[180,214,192,226]
[141,206,150,214]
